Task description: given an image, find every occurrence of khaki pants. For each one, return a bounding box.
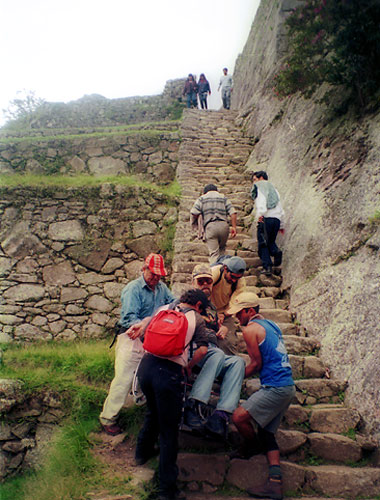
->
[205,220,229,264]
[99,334,143,425]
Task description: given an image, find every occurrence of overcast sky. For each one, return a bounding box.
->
[0,0,260,126]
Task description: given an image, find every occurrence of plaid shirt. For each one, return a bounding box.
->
[190,190,236,228]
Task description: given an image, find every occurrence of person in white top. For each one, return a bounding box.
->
[218,67,233,109]
[251,171,285,275]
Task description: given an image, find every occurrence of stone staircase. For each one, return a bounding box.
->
[169,109,380,499]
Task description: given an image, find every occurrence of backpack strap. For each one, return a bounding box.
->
[175,305,196,358]
[213,266,237,293]
[213,266,224,286]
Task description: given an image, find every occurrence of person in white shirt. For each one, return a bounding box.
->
[218,67,233,109]
[251,171,285,276]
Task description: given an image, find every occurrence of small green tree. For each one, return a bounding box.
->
[273,0,380,107]
[3,89,45,124]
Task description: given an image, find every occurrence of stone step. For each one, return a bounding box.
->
[283,404,362,434]
[177,453,380,498]
[180,426,365,465]
[168,109,380,500]
[243,377,348,406]
[236,353,325,380]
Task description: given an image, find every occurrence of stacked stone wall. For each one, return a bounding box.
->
[0,185,178,343]
[0,131,180,184]
[0,380,65,480]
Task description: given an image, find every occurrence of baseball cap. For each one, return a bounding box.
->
[145,253,167,276]
[226,292,260,315]
[225,256,246,274]
[192,263,212,279]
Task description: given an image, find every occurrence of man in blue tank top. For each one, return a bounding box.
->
[226,292,295,500]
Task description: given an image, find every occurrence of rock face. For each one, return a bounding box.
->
[0,185,178,342]
[231,0,380,438]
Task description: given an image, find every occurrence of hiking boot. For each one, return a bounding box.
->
[183,400,204,431]
[247,476,283,500]
[204,411,228,439]
[101,423,122,436]
[229,438,265,460]
[273,251,283,267]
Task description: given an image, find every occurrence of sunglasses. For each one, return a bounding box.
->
[227,271,243,281]
[196,277,213,285]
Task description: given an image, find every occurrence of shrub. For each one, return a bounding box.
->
[273,0,380,108]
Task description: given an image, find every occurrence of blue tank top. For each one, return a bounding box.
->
[250,318,294,387]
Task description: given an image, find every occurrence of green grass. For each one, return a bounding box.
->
[0,173,181,198]
[0,340,152,500]
[0,340,114,391]
[0,120,182,144]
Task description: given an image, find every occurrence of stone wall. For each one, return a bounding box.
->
[0,129,180,184]
[0,185,178,343]
[0,379,64,480]
[231,0,380,437]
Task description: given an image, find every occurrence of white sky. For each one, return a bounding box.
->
[0,0,260,126]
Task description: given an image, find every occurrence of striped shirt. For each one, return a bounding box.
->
[190,190,236,227]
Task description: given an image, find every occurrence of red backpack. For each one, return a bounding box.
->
[143,304,190,357]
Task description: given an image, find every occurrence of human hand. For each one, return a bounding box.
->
[230,227,237,238]
[127,323,143,340]
[216,325,228,340]
[257,216,264,223]
[279,228,285,234]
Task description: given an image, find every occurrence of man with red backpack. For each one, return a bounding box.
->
[132,289,210,500]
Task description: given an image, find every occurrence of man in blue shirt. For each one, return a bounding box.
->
[227,292,295,500]
[100,253,174,435]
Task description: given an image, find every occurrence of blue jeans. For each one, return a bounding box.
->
[190,345,245,413]
[186,92,198,108]
[257,217,281,270]
[221,88,231,109]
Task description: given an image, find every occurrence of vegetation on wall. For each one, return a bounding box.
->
[0,174,181,198]
[273,0,380,108]
[0,341,151,500]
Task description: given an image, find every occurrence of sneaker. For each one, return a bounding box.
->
[263,266,272,276]
[247,476,283,500]
[273,251,282,267]
[101,423,122,436]
[204,411,228,439]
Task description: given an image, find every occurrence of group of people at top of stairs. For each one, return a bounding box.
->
[182,67,233,110]
[98,172,290,500]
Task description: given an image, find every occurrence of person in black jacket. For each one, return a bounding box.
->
[198,73,211,109]
[183,74,198,108]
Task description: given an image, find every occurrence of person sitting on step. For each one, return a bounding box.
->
[183,264,246,439]
[227,292,295,500]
